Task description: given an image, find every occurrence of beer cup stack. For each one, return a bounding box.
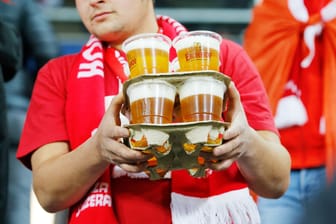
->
[121,31,231,180]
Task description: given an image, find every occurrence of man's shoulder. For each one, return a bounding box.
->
[44,53,81,72]
[38,53,81,81]
[49,53,80,65]
[220,38,243,54]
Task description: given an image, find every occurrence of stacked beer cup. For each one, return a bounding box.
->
[121,31,230,180]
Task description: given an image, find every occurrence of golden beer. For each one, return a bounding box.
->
[126,48,169,78]
[130,97,174,124]
[180,94,223,122]
[178,77,226,122]
[122,33,171,79]
[173,30,222,72]
[176,46,219,72]
[127,80,176,124]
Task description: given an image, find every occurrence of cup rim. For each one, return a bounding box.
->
[172,30,222,46]
[122,33,172,52]
[127,79,176,96]
[178,76,226,98]
[181,76,224,85]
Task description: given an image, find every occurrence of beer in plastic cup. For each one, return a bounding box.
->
[173,30,222,72]
[178,76,226,122]
[122,33,171,78]
[127,80,176,124]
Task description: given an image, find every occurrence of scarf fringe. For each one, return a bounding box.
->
[171,188,260,224]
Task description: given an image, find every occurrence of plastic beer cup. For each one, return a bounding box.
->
[178,76,226,122]
[122,33,171,78]
[127,80,176,124]
[173,30,222,72]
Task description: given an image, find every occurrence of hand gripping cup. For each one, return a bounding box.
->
[178,76,226,122]
[122,33,172,79]
[172,30,222,72]
[127,79,176,124]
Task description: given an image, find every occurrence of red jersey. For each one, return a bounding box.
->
[17,37,277,224]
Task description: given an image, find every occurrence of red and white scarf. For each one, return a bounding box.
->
[66,15,259,224]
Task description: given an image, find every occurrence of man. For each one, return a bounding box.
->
[17,0,291,223]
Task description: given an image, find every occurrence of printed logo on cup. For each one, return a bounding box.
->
[173,30,222,72]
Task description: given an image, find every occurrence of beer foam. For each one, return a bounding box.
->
[127,80,176,103]
[173,35,221,51]
[123,35,171,52]
[178,77,226,99]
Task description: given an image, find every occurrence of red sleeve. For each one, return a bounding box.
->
[220,39,278,134]
[17,55,77,169]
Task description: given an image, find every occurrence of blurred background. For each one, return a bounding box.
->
[6,1,335,224]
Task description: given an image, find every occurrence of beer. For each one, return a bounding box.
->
[179,77,226,122]
[130,97,175,124]
[180,94,223,121]
[176,44,219,72]
[173,30,222,72]
[122,33,171,79]
[127,80,176,124]
[126,48,169,78]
